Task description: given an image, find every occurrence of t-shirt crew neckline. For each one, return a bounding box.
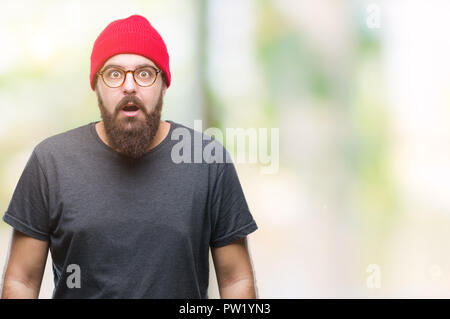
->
[89,120,175,159]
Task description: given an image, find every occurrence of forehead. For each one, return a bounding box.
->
[102,54,157,69]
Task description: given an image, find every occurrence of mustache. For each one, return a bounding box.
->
[115,95,145,112]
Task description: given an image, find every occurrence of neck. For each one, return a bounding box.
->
[95,119,170,152]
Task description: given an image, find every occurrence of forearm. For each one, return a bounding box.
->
[1,278,40,299]
[219,277,257,299]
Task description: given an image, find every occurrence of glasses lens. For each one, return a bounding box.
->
[135,67,157,86]
[103,68,124,87]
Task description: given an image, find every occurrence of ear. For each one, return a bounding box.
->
[93,76,100,92]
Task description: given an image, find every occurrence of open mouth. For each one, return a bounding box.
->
[121,104,141,117]
[122,104,139,111]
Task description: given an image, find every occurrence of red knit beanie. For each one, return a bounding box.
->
[90,14,171,90]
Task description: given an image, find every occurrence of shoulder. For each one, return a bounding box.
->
[33,122,92,162]
[168,120,233,166]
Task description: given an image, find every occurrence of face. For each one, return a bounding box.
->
[95,54,167,159]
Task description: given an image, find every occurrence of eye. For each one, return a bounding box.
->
[105,68,123,79]
[136,68,156,79]
[139,70,150,78]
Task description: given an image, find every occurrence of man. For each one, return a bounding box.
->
[1,15,258,298]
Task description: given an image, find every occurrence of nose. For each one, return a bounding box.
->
[122,71,137,94]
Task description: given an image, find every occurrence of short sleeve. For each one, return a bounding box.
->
[2,149,50,241]
[209,161,258,248]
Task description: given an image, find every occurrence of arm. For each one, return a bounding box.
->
[211,237,257,299]
[1,229,49,299]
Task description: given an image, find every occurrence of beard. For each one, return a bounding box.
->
[96,89,163,160]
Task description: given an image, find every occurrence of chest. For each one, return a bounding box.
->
[49,160,210,246]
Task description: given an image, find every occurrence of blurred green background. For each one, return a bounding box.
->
[2,0,450,298]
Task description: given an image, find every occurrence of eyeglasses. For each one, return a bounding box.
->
[97,65,161,88]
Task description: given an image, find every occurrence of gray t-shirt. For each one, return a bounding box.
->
[2,120,258,298]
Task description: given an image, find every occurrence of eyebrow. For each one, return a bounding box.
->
[100,63,157,72]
